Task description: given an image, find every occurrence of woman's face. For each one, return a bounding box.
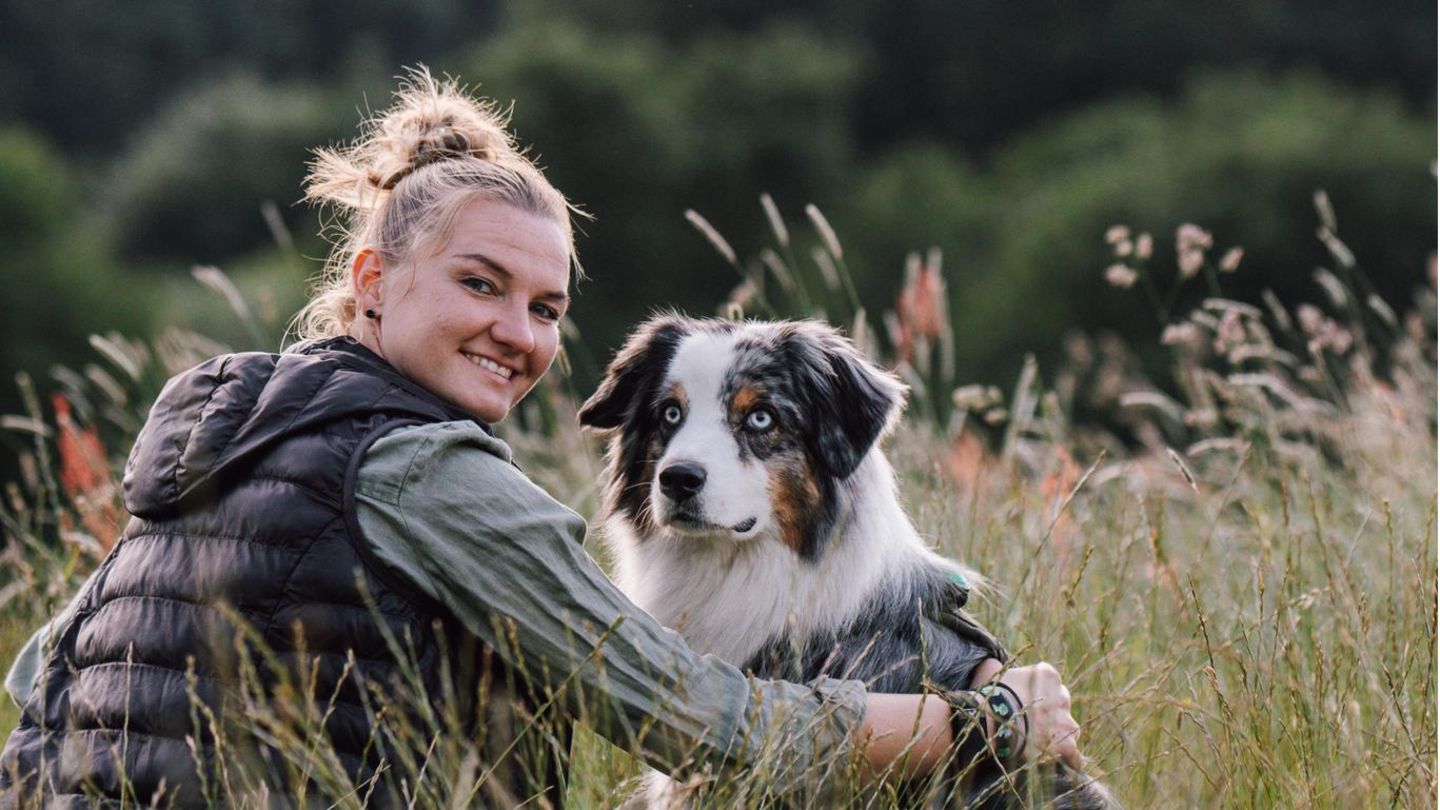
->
[356,198,570,423]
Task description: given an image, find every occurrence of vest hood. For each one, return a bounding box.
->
[122,338,480,518]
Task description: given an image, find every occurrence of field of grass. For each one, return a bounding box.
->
[0,204,1434,807]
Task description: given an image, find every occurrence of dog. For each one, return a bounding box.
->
[579,314,1118,808]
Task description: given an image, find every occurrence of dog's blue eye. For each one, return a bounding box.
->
[662,404,683,425]
[745,409,774,431]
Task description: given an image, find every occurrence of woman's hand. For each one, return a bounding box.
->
[970,658,1083,768]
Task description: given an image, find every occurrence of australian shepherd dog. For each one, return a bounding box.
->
[579,315,1117,808]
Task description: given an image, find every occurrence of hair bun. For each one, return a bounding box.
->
[369,68,517,191]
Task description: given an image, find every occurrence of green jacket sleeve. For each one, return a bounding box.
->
[352,421,867,786]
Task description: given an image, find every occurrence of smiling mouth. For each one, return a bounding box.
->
[461,351,516,380]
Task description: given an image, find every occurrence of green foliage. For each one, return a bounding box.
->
[100,75,350,265]
[904,71,1434,384]
[0,130,142,423]
[452,20,861,368]
[0,0,500,153]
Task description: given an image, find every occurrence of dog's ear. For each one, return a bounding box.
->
[784,323,906,479]
[579,315,691,430]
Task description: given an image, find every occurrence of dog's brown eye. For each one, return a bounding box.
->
[745,408,774,431]
[662,403,683,425]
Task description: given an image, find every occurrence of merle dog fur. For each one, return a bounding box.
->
[580,315,1119,809]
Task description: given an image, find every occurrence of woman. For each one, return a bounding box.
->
[1,70,1083,807]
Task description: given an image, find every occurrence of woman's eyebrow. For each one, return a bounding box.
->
[455,252,570,304]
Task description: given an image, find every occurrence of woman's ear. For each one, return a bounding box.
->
[351,248,385,317]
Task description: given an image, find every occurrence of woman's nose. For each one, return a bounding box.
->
[490,302,536,354]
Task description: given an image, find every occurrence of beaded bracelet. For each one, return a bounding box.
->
[976,683,1027,762]
[936,683,1027,767]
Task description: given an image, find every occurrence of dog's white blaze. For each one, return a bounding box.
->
[652,330,771,535]
[611,451,975,665]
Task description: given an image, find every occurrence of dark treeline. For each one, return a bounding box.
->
[0,0,1434,444]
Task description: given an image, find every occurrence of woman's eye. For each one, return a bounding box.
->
[662,404,683,425]
[745,409,774,431]
[462,277,496,295]
[531,303,561,322]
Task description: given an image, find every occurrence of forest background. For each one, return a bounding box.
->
[0,3,1437,805]
[0,0,1434,438]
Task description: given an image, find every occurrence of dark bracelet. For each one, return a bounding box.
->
[933,683,1027,770]
[976,683,1026,762]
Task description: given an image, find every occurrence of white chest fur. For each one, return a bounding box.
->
[607,453,967,666]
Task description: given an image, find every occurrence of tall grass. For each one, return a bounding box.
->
[0,192,1434,807]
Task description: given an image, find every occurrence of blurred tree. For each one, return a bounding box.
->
[454,20,860,370]
[0,0,501,155]
[0,129,141,422]
[953,71,1435,384]
[506,0,1435,153]
[838,141,992,311]
[99,75,349,265]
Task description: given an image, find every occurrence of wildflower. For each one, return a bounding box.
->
[1105,263,1138,288]
[1297,304,1353,355]
[1176,223,1213,253]
[53,393,123,553]
[1135,232,1153,260]
[952,384,1002,411]
[1161,322,1202,346]
[899,256,945,338]
[1212,310,1246,356]
[1178,250,1205,279]
[1114,239,1133,258]
[53,393,106,499]
[1176,224,1212,280]
[1105,225,1131,245]
[1218,247,1244,273]
[894,252,946,361]
[944,430,992,492]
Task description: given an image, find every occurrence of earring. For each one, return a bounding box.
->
[364,309,377,320]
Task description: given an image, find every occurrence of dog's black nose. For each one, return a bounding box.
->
[659,462,707,500]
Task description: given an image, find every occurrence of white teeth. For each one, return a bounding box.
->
[464,352,514,379]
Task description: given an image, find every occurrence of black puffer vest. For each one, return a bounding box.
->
[1,338,567,808]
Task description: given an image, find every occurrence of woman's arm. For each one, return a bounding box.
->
[354,422,1085,787]
[354,422,866,788]
[4,569,98,708]
[853,659,1084,782]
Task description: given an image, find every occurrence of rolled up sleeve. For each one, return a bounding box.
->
[352,421,866,786]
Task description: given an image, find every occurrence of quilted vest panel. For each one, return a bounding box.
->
[0,339,567,808]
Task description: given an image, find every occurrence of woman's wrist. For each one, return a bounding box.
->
[930,657,1029,771]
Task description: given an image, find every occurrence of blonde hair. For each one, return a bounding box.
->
[294,67,579,340]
